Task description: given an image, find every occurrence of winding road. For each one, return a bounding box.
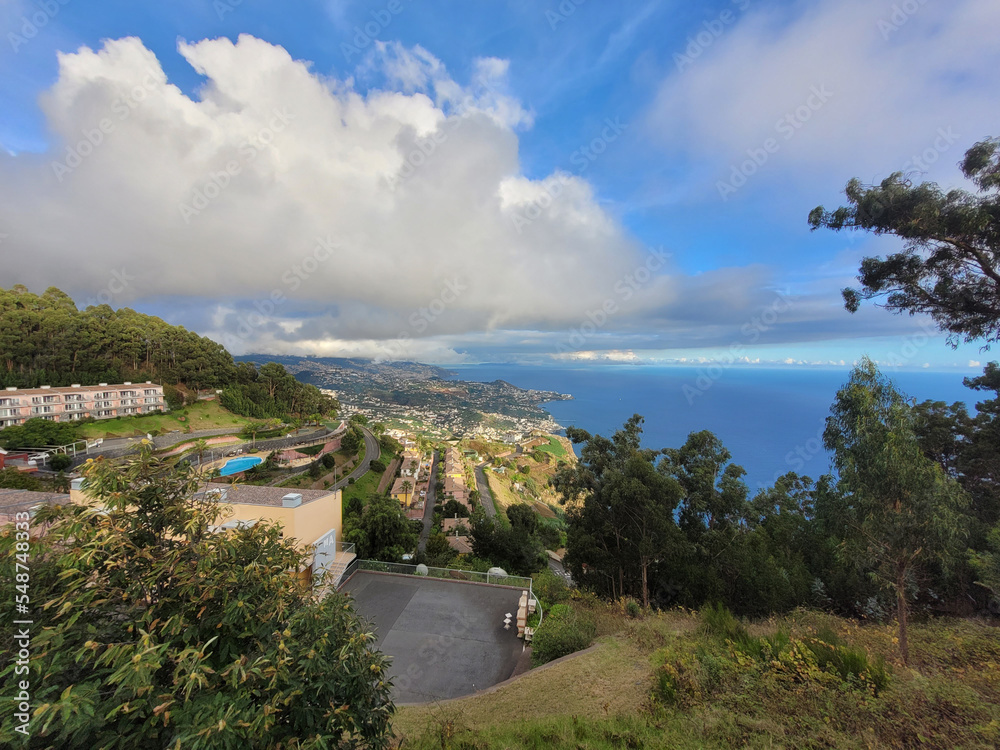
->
[332,426,380,491]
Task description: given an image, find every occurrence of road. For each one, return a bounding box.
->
[332,426,379,491]
[474,464,497,518]
[548,556,574,586]
[417,450,439,554]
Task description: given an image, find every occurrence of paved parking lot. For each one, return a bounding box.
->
[341,571,526,703]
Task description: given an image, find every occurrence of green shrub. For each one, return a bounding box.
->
[625,599,642,618]
[531,607,596,666]
[48,453,73,472]
[700,602,750,643]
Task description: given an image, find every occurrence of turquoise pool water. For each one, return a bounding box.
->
[219,456,263,476]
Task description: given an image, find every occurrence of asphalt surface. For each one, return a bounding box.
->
[332,426,379,491]
[474,464,497,518]
[342,571,525,703]
[548,556,574,586]
[417,451,439,554]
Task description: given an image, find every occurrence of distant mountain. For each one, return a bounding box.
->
[235,354,454,381]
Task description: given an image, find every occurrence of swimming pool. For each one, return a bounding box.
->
[218,456,263,476]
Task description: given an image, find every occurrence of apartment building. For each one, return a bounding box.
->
[0,382,166,428]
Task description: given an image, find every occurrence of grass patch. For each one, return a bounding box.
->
[77,400,255,441]
[296,443,326,457]
[394,602,1000,750]
[535,435,567,458]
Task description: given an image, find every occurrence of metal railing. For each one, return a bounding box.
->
[355,559,532,591]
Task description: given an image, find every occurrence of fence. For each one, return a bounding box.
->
[353,559,533,591]
[69,427,339,469]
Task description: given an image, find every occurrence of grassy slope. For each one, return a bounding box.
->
[393,602,1000,749]
[77,399,255,440]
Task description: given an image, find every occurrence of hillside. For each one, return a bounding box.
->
[393,599,1000,749]
[0,284,234,388]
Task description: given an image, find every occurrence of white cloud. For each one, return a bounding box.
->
[647,0,1000,193]
[0,35,657,350]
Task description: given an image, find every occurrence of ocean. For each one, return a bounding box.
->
[445,364,984,492]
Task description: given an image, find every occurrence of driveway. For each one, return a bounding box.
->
[474,464,497,518]
[417,451,438,554]
[342,571,525,703]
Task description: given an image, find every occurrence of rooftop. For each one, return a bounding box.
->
[0,488,71,513]
[203,483,335,507]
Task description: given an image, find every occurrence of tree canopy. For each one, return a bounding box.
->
[0,447,394,748]
[0,285,234,389]
[809,137,1000,346]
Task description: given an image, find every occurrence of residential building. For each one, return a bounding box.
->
[0,382,166,428]
[68,480,351,587]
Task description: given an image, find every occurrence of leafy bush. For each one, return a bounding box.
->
[625,599,642,618]
[48,454,73,472]
[321,452,337,470]
[531,605,596,666]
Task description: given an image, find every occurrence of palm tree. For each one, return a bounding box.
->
[193,438,209,471]
[401,480,413,508]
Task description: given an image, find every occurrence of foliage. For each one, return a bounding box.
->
[341,426,363,456]
[470,509,545,577]
[0,285,235,389]
[553,415,683,608]
[530,603,597,666]
[344,493,418,563]
[321,451,338,470]
[441,498,469,518]
[823,357,968,662]
[0,446,394,748]
[48,453,72,471]
[809,138,1000,346]
[0,467,43,490]
[0,417,81,450]
[970,523,1000,599]
[221,361,337,420]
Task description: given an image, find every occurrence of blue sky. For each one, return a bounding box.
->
[1,0,997,371]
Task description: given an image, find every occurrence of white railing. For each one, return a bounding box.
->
[355,559,531,591]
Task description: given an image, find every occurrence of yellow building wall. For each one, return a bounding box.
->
[223,490,342,548]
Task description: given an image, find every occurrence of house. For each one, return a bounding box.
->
[0,382,166,428]
[69,480,351,587]
[391,477,416,507]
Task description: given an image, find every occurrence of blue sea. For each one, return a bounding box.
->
[445,364,984,492]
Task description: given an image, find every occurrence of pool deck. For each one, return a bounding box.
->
[341,571,526,703]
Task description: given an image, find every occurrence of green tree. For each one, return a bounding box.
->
[554,416,683,608]
[809,137,1000,345]
[0,417,80,450]
[341,426,363,456]
[347,493,417,563]
[0,446,394,748]
[48,453,73,471]
[823,358,968,663]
